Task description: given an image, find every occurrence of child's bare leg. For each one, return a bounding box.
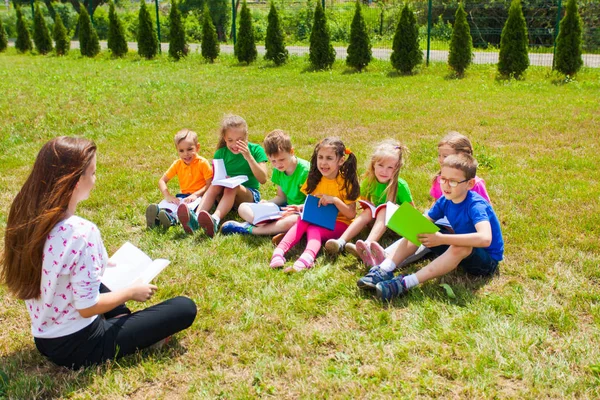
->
[237,202,254,223]
[414,245,472,284]
[252,214,299,235]
[199,185,223,212]
[214,187,251,221]
[382,238,418,270]
[365,210,387,242]
[339,211,372,242]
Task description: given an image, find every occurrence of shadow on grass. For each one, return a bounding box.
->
[0,339,187,398]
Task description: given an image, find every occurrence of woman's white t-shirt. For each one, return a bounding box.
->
[25,216,107,339]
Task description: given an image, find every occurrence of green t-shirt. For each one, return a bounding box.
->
[360,177,413,206]
[271,157,310,205]
[213,142,268,190]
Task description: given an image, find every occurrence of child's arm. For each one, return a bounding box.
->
[417,221,492,248]
[319,195,357,220]
[158,175,180,204]
[237,140,268,184]
[183,178,212,204]
[268,186,287,206]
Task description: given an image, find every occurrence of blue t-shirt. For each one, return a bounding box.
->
[428,191,504,261]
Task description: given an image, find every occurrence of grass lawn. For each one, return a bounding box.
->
[0,49,599,398]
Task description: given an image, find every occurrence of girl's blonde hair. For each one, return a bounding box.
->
[362,139,408,204]
[438,131,473,155]
[217,114,248,150]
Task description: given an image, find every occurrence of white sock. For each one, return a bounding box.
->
[403,274,419,289]
[379,258,397,272]
[213,215,221,225]
[337,239,346,248]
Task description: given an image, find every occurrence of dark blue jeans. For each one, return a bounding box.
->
[429,245,499,276]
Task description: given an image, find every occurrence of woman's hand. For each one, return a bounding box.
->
[129,283,158,302]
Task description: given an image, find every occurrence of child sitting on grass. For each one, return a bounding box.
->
[146,129,213,230]
[270,137,360,273]
[324,139,413,265]
[221,129,310,237]
[357,153,503,301]
[185,114,268,237]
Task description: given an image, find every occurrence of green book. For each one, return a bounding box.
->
[385,202,440,246]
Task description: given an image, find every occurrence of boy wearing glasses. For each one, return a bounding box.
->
[357,153,504,301]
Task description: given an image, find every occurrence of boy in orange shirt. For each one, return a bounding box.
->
[146,129,213,230]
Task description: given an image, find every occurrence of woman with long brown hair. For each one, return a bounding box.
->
[1,136,196,369]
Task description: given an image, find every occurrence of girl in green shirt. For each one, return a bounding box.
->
[325,139,414,265]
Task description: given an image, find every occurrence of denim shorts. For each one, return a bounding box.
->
[248,187,261,203]
[429,245,499,276]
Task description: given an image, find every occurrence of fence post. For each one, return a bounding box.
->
[552,0,562,69]
[426,0,432,66]
[88,0,93,24]
[154,0,162,52]
[231,0,236,45]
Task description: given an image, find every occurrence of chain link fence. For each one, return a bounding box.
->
[240,0,600,67]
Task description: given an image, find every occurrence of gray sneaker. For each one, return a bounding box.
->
[356,266,394,290]
[145,204,159,229]
[325,239,343,255]
[158,210,176,229]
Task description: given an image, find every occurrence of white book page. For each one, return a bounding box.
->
[250,202,282,224]
[213,175,248,188]
[102,242,165,291]
[157,197,201,220]
[139,259,170,285]
[212,159,227,181]
[385,201,399,226]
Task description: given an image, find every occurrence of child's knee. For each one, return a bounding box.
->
[447,245,472,260]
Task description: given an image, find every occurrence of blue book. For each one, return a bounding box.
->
[301,194,338,230]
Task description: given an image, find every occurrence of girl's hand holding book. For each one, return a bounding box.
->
[282,204,303,216]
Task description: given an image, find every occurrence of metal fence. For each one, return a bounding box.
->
[238,0,600,67]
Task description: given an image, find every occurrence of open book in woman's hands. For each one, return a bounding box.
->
[102,242,170,291]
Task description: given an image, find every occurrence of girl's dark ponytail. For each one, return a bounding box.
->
[340,152,360,201]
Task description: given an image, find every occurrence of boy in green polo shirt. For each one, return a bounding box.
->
[221,130,310,238]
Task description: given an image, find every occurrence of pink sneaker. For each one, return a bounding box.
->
[369,241,386,265]
[355,240,375,266]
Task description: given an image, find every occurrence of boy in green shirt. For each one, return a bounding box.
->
[221,130,310,238]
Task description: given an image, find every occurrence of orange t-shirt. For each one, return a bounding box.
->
[301,173,356,226]
[164,155,213,194]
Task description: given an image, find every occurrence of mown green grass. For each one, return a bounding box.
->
[0,49,599,398]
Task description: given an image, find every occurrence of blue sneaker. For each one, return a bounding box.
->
[221,221,252,235]
[356,266,394,290]
[375,275,407,301]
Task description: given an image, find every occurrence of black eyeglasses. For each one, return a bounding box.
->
[439,177,469,187]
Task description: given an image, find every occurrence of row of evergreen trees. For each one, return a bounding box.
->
[0,0,584,77]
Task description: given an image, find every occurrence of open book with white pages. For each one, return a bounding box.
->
[212,159,248,188]
[102,242,170,292]
[157,197,202,221]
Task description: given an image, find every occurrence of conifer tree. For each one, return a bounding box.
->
[79,6,100,57]
[108,0,128,57]
[264,2,288,65]
[309,1,335,70]
[169,0,187,60]
[346,0,371,72]
[555,0,583,76]
[201,5,219,62]
[15,5,33,53]
[33,2,53,54]
[53,13,70,55]
[235,0,257,64]
[0,16,8,52]
[498,0,529,78]
[448,2,472,76]
[390,3,422,74]
[137,0,158,59]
